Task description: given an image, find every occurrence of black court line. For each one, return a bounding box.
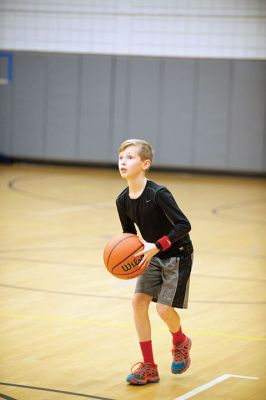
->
[0,382,115,400]
[0,246,90,254]
[0,252,265,282]
[1,283,265,305]
[8,176,84,205]
[0,244,265,261]
[192,272,266,283]
[0,256,98,268]
[0,393,18,400]
[212,198,266,224]
[0,283,131,301]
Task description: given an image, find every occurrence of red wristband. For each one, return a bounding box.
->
[155,236,172,251]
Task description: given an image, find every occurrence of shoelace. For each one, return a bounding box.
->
[131,362,156,376]
[172,342,189,361]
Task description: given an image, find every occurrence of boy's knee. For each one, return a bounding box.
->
[156,303,172,320]
[132,294,151,313]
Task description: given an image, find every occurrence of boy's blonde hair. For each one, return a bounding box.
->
[118,139,154,163]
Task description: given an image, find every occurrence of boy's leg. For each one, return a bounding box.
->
[156,303,180,333]
[126,293,160,385]
[132,293,153,341]
[156,303,191,374]
[154,252,193,374]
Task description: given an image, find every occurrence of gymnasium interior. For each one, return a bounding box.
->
[0,1,265,399]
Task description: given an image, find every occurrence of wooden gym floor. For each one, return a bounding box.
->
[0,163,265,400]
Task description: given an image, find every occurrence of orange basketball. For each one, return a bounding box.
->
[103,233,145,279]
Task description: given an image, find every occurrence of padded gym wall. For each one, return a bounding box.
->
[0,53,265,173]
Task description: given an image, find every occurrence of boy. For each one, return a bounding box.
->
[116,139,193,385]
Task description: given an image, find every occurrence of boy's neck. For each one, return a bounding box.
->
[127,175,147,199]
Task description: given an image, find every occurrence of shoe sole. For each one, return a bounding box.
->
[171,357,191,374]
[127,378,160,385]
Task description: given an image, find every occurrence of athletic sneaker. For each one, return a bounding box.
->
[171,336,192,374]
[126,362,160,385]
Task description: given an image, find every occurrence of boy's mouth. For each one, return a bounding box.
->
[120,168,127,173]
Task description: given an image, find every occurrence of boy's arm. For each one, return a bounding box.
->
[135,188,191,266]
[116,199,137,235]
[155,188,191,249]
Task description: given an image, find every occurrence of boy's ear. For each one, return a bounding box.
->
[143,159,151,171]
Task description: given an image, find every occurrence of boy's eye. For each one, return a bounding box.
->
[118,154,134,160]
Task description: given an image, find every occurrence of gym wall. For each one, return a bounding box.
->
[0,1,265,173]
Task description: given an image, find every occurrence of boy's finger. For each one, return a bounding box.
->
[139,260,147,269]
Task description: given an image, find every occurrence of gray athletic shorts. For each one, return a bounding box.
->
[135,253,193,309]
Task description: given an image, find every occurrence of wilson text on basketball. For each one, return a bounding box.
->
[121,256,144,272]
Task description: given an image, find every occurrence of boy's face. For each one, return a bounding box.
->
[118,145,150,179]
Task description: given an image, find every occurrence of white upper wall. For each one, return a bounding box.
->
[0,0,265,59]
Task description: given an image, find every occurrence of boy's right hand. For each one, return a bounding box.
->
[135,238,159,270]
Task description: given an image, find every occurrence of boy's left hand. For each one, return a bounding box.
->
[135,238,159,270]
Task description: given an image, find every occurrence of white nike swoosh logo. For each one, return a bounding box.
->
[146,199,151,203]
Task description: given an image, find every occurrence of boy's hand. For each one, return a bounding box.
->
[135,238,159,271]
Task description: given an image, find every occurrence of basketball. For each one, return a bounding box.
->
[103,233,145,279]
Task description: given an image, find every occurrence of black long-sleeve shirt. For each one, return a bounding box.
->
[116,180,192,259]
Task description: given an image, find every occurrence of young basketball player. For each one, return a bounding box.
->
[116,139,193,385]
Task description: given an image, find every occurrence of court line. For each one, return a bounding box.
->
[1,283,265,305]
[36,202,114,215]
[118,272,266,283]
[190,330,266,342]
[0,256,98,268]
[0,392,18,400]
[0,311,133,329]
[0,246,91,254]
[7,176,114,211]
[212,198,266,225]
[1,254,266,279]
[0,245,265,262]
[1,255,266,279]
[174,374,259,400]
[0,284,130,301]
[8,176,81,205]
[0,382,114,400]
[0,311,265,341]
[1,249,265,261]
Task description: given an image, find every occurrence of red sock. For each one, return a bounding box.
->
[139,340,156,366]
[171,327,186,344]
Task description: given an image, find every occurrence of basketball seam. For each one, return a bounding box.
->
[111,243,144,273]
[106,234,136,267]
